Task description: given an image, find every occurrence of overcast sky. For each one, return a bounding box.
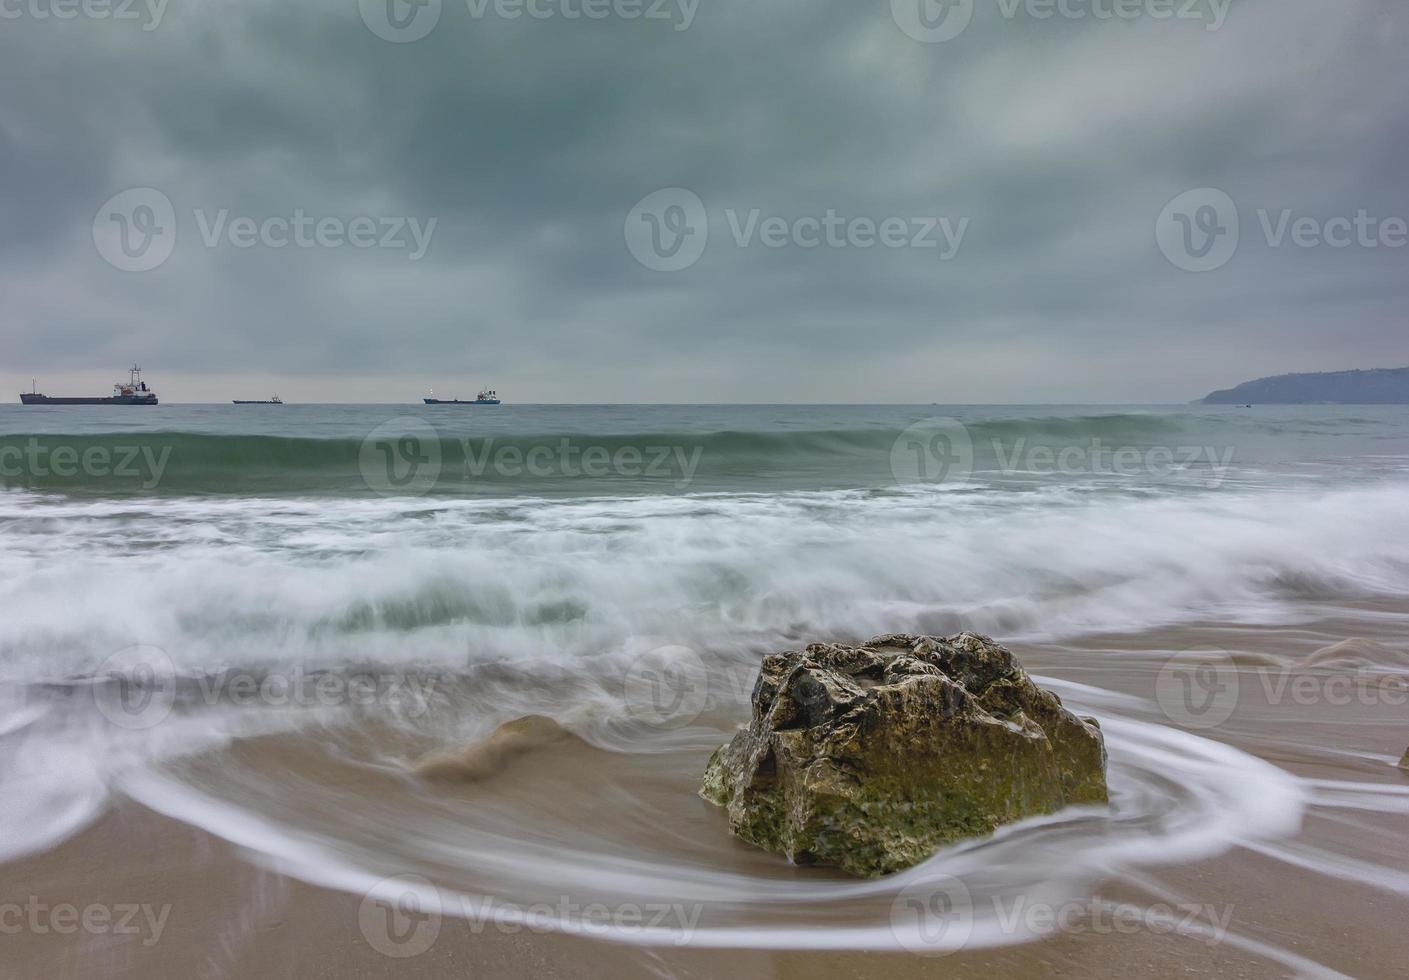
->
[0,0,1404,403]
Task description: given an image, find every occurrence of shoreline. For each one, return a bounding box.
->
[4,618,1407,978]
[1,801,1341,980]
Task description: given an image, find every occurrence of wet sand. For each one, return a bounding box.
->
[4,617,1408,979]
[1,801,1323,980]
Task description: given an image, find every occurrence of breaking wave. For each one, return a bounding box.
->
[0,412,1289,496]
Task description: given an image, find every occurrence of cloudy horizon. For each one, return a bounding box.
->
[2,0,1405,404]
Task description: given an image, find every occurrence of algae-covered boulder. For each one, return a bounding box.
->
[700,633,1109,877]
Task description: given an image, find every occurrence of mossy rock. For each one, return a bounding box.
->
[701,633,1109,877]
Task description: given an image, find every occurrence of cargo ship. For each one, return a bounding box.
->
[233,395,283,404]
[20,366,159,405]
[424,388,500,405]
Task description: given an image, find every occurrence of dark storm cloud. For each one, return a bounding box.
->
[0,0,1406,402]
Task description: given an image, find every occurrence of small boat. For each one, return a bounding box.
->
[424,388,501,405]
[233,395,284,405]
[20,365,159,405]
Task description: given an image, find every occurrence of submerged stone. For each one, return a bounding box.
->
[700,633,1109,877]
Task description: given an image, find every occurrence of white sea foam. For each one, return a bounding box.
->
[0,482,1406,681]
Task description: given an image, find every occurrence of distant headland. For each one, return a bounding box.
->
[1202,367,1409,405]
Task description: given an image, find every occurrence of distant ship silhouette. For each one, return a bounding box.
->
[21,366,158,405]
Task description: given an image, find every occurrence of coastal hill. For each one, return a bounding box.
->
[1202,368,1409,405]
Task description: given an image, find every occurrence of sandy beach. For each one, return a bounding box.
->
[6,613,1406,979]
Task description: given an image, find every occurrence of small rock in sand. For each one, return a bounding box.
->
[416,714,574,782]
